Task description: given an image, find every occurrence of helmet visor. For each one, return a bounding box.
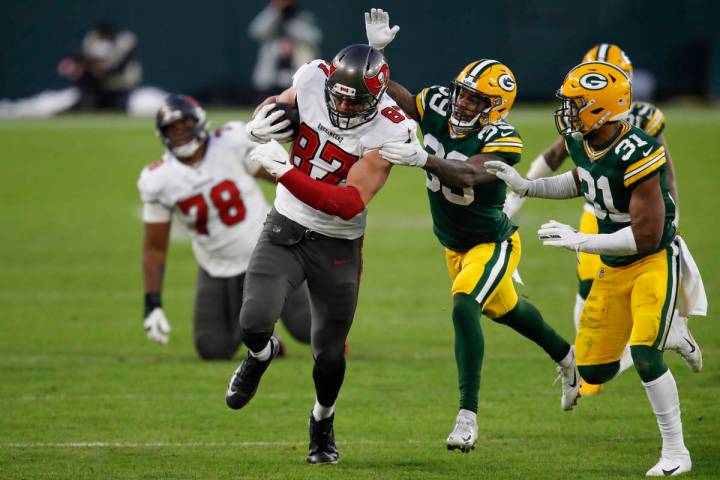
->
[554,92,586,136]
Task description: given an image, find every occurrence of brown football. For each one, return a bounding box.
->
[269,103,300,140]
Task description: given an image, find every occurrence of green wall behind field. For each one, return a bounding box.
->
[2,0,718,101]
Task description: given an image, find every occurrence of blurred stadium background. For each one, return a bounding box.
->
[2,0,720,102]
[1,1,718,479]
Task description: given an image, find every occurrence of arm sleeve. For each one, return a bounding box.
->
[526,171,579,199]
[278,169,365,220]
[579,226,638,256]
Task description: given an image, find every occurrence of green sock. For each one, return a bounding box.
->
[452,293,484,413]
[493,298,570,363]
[631,345,667,382]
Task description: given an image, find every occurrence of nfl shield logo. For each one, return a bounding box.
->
[598,268,605,278]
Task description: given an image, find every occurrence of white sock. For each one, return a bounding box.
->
[617,346,634,375]
[558,345,575,369]
[312,400,334,421]
[642,370,689,457]
[458,409,477,422]
[249,340,272,362]
[573,294,585,332]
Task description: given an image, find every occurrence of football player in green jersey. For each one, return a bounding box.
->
[486,61,696,476]
[365,8,579,453]
[503,45,699,397]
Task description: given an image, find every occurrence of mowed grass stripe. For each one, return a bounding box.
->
[0,107,717,479]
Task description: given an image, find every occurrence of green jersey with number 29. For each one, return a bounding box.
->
[565,121,676,267]
[414,85,520,251]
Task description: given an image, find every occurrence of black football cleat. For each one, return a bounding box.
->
[307,413,339,465]
[225,336,280,410]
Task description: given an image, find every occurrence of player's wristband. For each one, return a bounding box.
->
[144,292,162,317]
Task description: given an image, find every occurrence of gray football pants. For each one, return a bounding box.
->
[193,267,311,360]
[239,210,362,361]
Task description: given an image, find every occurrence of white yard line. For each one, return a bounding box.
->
[0,439,426,448]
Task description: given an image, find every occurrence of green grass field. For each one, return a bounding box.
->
[1,106,718,479]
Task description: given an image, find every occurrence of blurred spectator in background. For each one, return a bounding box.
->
[0,22,164,118]
[249,0,322,100]
[58,22,142,110]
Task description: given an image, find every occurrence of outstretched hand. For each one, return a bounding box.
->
[365,8,400,50]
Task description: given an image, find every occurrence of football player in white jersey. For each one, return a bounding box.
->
[224,44,419,464]
[137,94,311,360]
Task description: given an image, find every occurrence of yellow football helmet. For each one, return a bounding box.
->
[554,62,631,139]
[449,59,517,138]
[582,43,633,79]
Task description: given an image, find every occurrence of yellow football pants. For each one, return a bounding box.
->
[577,208,601,282]
[445,231,521,319]
[575,242,680,366]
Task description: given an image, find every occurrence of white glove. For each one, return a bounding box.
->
[484,160,530,196]
[249,140,293,178]
[144,307,171,344]
[364,8,400,50]
[379,141,428,167]
[503,191,526,218]
[245,103,292,143]
[537,220,586,251]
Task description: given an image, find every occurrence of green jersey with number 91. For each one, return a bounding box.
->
[415,85,520,251]
[565,121,676,267]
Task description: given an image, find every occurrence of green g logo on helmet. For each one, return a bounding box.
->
[498,73,515,92]
[579,73,608,90]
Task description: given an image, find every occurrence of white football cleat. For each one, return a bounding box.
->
[646,452,691,476]
[665,314,702,373]
[555,346,580,411]
[446,409,477,453]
